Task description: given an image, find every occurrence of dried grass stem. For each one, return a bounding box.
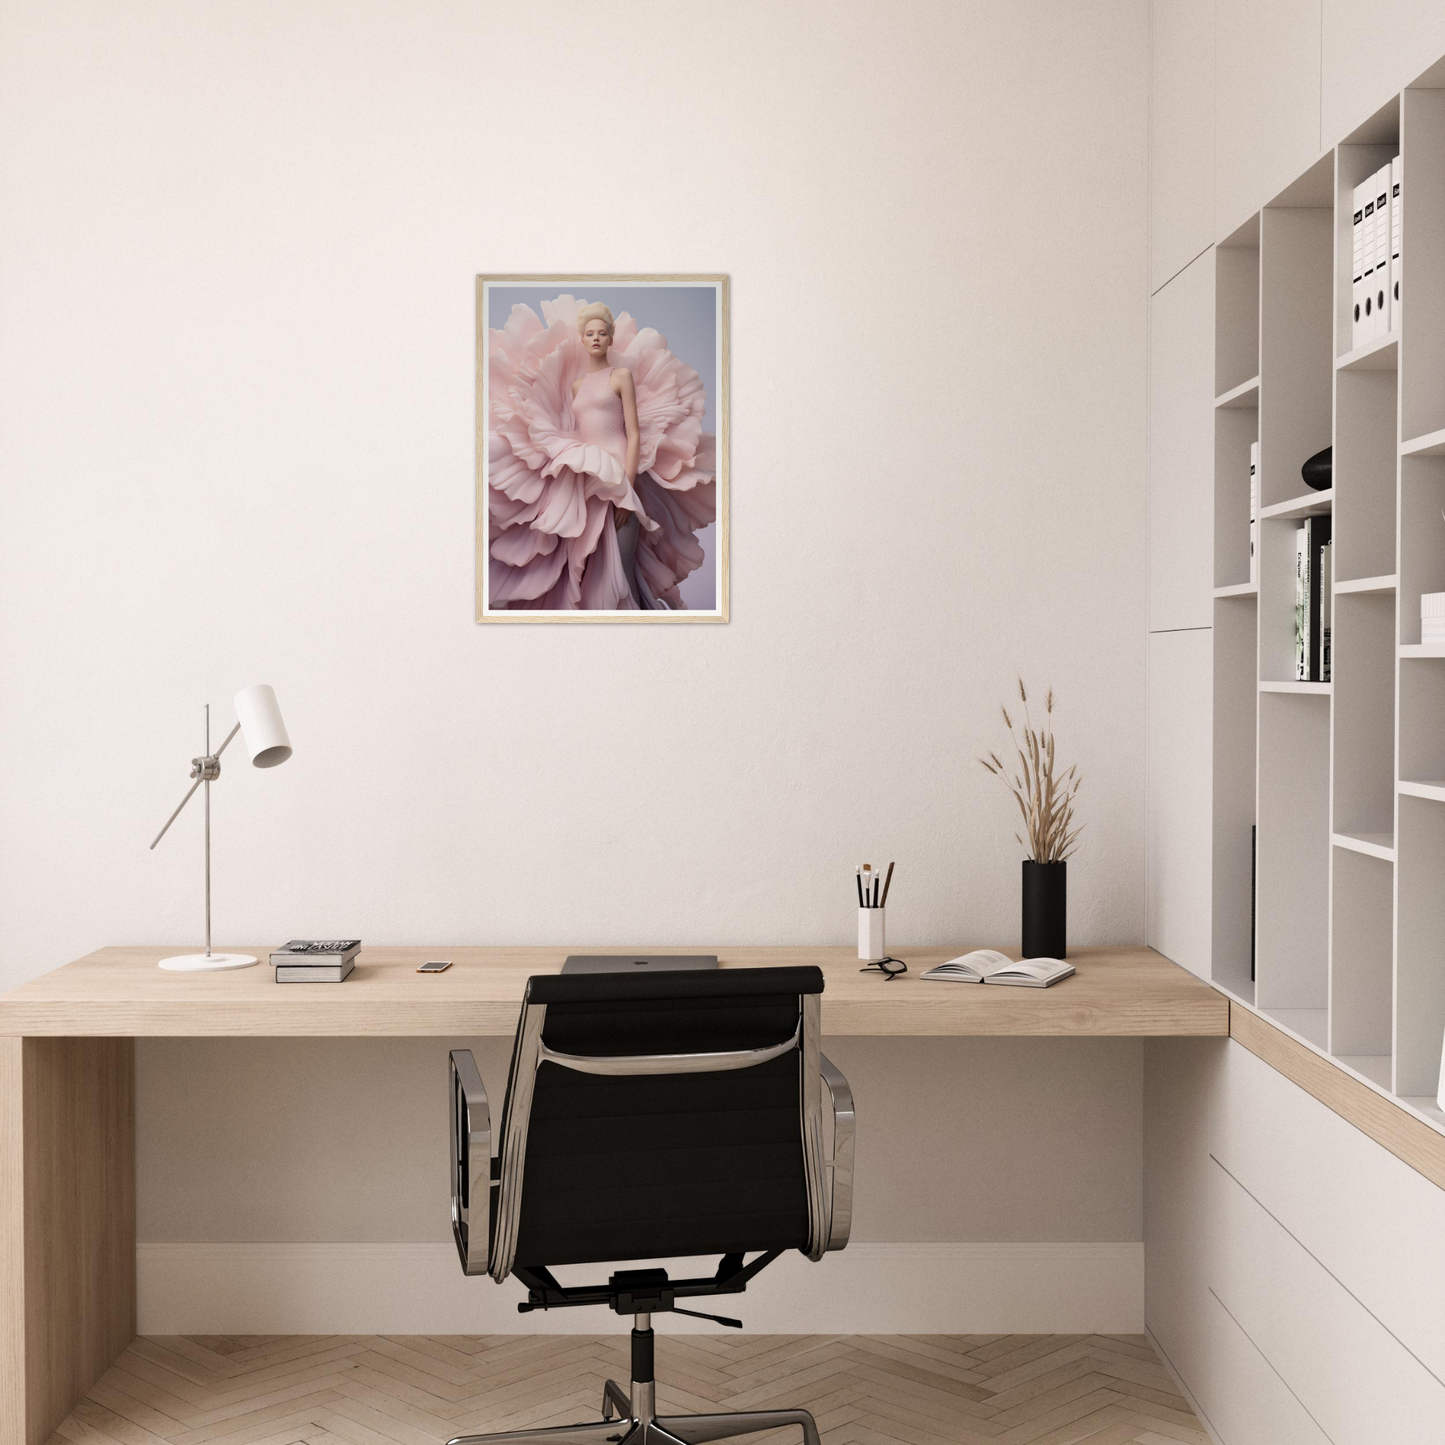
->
[979,678,1083,862]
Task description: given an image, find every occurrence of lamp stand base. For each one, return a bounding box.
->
[158,952,258,972]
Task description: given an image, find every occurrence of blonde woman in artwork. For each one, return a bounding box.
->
[487,292,717,610]
[570,304,653,607]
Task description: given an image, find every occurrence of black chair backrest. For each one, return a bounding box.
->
[498,966,824,1270]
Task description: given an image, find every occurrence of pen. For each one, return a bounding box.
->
[856,869,865,908]
[880,860,895,907]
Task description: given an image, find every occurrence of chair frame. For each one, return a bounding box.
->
[445,979,854,1445]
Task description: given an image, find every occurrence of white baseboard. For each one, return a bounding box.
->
[137,1241,1143,1335]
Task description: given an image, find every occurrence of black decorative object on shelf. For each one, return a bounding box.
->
[1022,861,1067,959]
[1301,445,1332,491]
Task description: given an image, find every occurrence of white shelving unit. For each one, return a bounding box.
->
[1212,76,1445,1133]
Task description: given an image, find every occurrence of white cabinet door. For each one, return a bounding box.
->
[1149,251,1215,632]
[1214,1040,1445,1384]
[1215,0,1323,237]
[1151,0,1215,292]
[1197,1290,1332,1445]
[1211,1155,1445,1443]
[1322,0,1445,145]
[1147,628,1213,978]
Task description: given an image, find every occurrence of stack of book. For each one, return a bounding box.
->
[1294,518,1332,682]
[1352,156,1401,347]
[270,939,361,983]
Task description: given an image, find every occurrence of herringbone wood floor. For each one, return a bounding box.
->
[49,1334,1209,1445]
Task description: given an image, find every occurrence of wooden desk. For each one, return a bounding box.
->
[0,943,1225,1037]
[0,944,1223,1445]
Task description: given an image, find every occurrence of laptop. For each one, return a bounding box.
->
[561,954,719,974]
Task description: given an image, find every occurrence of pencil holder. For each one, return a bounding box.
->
[858,907,886,962]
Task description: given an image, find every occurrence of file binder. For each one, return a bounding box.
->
[1373,165,1391,341]
[1352,179,1368,349]
[1391,154,1402,332]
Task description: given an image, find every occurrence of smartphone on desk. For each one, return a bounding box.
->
[417,959,452,973]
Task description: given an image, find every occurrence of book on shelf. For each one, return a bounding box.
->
[1391,154,1402,331]
[269,939,362,966]
[1351,179,1367,348]
[1293,517,1332,681]
[1295,526,1308,679]
[920,950,1074,988]
[1360,177,1380,342]
[1249,441,1259,585]
[276,958,355,984]
[1320,538,1332,682]
[1373,164,1392,341]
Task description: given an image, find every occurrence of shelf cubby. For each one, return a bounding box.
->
[1396,795,1445,1097]
[1332,592,1396,837]
[1255,692,1330,1017]
[1398,454,1445,644]
[1334,370,1397,581]
[1216,216,1260,398]
[1336,131,1399,362]
[1399,653,1445,785]
[1214,403,1257,589]
[1258,507,1331,684]
[1329,847,1393,1067]
[1259,185,1332,511]
[1211,593,1259,1003]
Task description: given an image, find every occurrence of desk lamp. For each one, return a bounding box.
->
[149,683,292,971]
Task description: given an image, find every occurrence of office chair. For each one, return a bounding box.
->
[446,965,855,1445]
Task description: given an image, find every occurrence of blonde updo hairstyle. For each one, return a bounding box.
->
[576,302,616,340]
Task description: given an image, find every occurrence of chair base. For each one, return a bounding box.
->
[446,1380,821,1445]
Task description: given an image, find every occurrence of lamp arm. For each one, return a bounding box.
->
[213,721,242,759]
[149,777,203,850]
[148,722,241,850]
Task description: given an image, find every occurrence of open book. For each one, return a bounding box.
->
[920,950,1075,988]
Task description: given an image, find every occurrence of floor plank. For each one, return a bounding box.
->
[46,1336,1207,1445]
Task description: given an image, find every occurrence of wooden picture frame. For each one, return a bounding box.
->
[476,274,729,622]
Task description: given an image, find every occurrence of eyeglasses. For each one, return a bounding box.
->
[859,956,908,981]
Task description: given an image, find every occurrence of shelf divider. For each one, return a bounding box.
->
[1260,680,1331,695]
[1401,427,1445,457]
[1260,488,1333,520]
[1336,334,1398,371]
[1333,830,1396,861]
[1215,375,1260,409]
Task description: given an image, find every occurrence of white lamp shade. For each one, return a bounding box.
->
[233,684,292,768]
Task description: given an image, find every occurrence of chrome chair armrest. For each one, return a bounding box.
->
[449,1049,492,1276]
[819,1052,854,1251]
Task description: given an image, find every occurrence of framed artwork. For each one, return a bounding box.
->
[476,275,728,622]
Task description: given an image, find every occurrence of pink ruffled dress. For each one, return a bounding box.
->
[571,367,645,607]
[487,295,717,611]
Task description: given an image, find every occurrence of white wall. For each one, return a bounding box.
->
[0,0,1149,983]
[0,0,1152,1322]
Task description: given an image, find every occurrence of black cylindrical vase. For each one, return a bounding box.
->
[1022,860,1067,958]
